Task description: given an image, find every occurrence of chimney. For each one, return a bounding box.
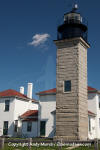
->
[27,83,33,99]
[20,86,24,94]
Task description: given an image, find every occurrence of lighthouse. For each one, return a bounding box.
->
[54,5,90,140]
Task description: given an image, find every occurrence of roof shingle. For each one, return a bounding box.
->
[20,110,38,121]
[0,89,38,102]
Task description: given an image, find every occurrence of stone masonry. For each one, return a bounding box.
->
[54,37,90,141]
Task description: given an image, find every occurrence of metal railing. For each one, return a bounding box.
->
[57,15,88,28]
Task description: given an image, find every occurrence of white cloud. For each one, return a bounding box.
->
[28,33,50,47]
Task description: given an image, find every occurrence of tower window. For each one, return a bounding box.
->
[64,80,71,92]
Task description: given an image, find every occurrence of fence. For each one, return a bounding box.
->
[0,138,4,150]
[0,138,99,150]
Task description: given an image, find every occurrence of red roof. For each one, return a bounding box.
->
[0,89,37,102]
[88,111,96,116]
[88,86,97,92]
[20,110,38,118]
[37,88,56,95]
[37,86,98,95]
[0,89,27,98]
[20,110,38,121]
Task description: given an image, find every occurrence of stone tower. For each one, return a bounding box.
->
[54,5,90,140]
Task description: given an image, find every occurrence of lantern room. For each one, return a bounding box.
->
[57,4,88,42]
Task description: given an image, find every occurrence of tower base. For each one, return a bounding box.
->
[53,136,88,142]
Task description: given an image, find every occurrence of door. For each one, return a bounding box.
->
[40,121,46,136]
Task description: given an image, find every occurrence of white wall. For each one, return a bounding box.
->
[14,98,38,120]
[88,115,96,139]
[88,93,100,139]
[88,93,97,114]
[0,97,38,137]
[0,97,15,136]
[13,98,38,137]
[22,121,38,138]
[96,95,100,139]
[39,95,56,138]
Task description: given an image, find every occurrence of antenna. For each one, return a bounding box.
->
[63,0,79,12]
[75,4,78,9]
[72,3,78,12]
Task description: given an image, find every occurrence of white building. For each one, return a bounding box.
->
[37,86,100,140]
[0,84,100,139]
[37,89,56,137]
[0,83,38,138]
[88,86,100,139]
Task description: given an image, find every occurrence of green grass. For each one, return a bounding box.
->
[72,146,94,150]
[2,144,99,150]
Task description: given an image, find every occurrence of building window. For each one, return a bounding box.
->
[64,80,71,92]
[3,121,8,135]
[88,117,91,132]
[40,121,46,136]
[14,120,18,132]
[27,122,32,132]
[5,100,10,111]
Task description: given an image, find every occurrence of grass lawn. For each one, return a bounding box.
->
[2,144,99,150]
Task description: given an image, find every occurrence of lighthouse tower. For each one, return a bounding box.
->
[54,5,90,140]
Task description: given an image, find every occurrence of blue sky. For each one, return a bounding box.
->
[0,0,100,98]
